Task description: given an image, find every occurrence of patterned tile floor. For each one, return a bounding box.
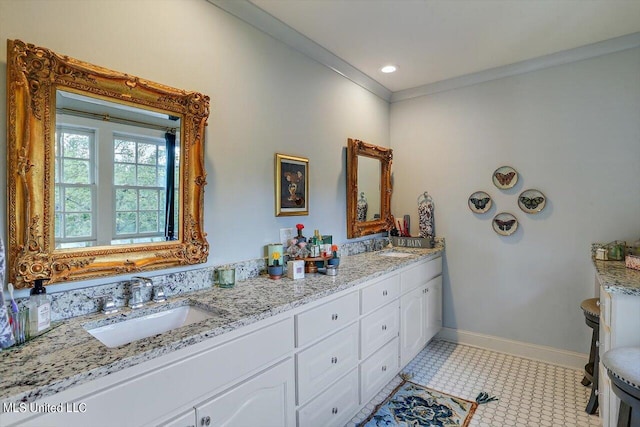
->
[347,340,602,426]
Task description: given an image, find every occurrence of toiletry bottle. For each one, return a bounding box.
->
[28,279,51,335]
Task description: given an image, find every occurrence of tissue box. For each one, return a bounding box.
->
[287,260,305,279]
[625,254,640,271]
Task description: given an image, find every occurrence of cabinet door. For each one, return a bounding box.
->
[425,276,442,342]
[195,358,295,427]
[400,284,427,366]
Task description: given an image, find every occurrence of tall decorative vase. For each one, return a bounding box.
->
[357,192,368,222]
[418,192,435,241]
[0,236,16,349]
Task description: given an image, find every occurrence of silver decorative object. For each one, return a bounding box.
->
[357,192,368,222]
[418,192,435,240]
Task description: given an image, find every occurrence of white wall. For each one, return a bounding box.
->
[0,0,389,294]
[391,47,640,353]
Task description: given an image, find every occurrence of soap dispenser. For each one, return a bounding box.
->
[28,279,51,335]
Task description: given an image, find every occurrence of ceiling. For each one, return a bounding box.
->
[246,0,640,94]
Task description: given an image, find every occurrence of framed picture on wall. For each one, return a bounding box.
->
[275,153,309,216]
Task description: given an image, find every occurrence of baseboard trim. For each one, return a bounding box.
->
[437,327,587,371]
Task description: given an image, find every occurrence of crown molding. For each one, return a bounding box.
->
[207,0,392,101]
[206,1,640,106]
[391,31,640,103]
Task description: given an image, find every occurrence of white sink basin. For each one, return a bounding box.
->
[86,305,216,348]
[378,251,413,258]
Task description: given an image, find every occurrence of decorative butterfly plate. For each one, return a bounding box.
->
[518,189,546,214]
[492,212,518,236]
[468,191,492,214]
[492,166,518,189]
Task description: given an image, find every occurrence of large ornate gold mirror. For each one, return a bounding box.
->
[7,39,210,288]
[346,138,393,238]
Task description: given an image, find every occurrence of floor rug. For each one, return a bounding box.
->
[359,380,478,427]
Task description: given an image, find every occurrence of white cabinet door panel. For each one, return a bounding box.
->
[400,285,427,367]
[425,276,442,342]
[195,359,295,427]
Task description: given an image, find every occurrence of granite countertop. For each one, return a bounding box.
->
[0,245,443,405]
[593,258,640,296]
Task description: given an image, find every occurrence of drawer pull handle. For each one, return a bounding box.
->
[331,356,338,364]
[383,290,388,296]
[596,300,600,306]
[596,340,600,348]
[331,313,339,321]
[201,416,211,426]
[382,365,387,372]
[332,407,339,414]
[382,325,387,331]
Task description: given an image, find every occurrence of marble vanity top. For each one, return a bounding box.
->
[0,246,443,405]
[593,258,640,296]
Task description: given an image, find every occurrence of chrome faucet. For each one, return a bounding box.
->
[100,295,119,314]
[129,276,153,309]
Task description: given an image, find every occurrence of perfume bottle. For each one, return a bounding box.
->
[28,279,51,335]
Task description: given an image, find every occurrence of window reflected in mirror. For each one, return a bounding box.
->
[55,91,181,249]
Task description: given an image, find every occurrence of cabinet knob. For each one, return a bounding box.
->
[331,313,339,320]
[382,365,387,372]
[596,340,600,348]
[331,356,338,364]
[382,324,387,331]
[383,290,388,296]
[596,300,600,306]
[332,407,339,414]
[201,416,211,426]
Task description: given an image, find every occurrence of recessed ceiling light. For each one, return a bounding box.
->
[380,65,397,74]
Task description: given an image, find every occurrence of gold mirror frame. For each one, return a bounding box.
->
[7,39,210,289]
[346,138,393,238]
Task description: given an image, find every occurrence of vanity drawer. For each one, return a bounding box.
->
[296,322,359,405]
[361,274,400,315]
[296,291,359,347]
[297,368,359,427]
[401,257,442,294]
[360,300,399,359]
[360,337,399,404]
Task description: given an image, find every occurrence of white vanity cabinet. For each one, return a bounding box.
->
[294,255,443,425]
[2,253,444,427]
[5,318,295,427]
[598,285,640,427]
[399,257,443,366]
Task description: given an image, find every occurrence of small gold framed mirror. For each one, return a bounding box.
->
[346,138,393,238]
[6,39,210,288]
